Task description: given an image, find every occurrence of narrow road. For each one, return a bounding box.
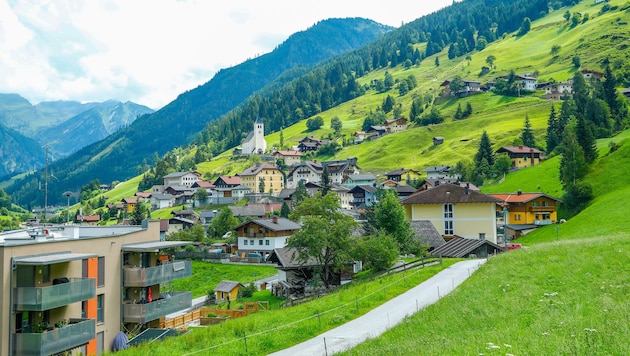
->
[269,259,486,356]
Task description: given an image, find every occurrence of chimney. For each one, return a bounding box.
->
[519,145,523,149]
[517,190,522,195]
[435,180,440,186]
[272,215,279,224]
[464,183,470,195]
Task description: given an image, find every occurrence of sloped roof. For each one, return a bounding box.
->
[268,247,319,269]
[488,192,560,204]
[275,150,302,157]
[401,183,501,205]
[497,146,542,154]
[386,168,420,176]
[192,180,214,188]
[423,165,451,173]
[239,162,280,176]
[228,205,266,217]
[163,171,200,178]
[214,176,241,186]
[122,197,138,204]
[214,280,243,292]
[431,237,504,258]
[349,185,377,194]
[345,174,376,182]
[150,193,173,200]
[410,220,446,249]
[234,217,301,232]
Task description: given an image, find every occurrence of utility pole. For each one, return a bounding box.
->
[43,145,48,223]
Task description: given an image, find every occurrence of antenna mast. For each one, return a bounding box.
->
[44,145,48,222]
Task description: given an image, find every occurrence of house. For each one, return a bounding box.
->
[440,79,481,97]
[385,168,422,186]
[497,74,537,91]
[581,69,604,80]
[247,202,283,216]
[343,174,377,188]
[77,214,100,225]
[163,171,201,188]
[488,191,561,229]
[496,145,543,169]
[433,136,445,146]
[238,163,284,194]
[431,236,504,258]
[121,197,138,214]
[134,191,151,200]
[366,125,387,138]
[540,81,573,100]
[171,210,198,222]
[0,221,193,355]
[214,280,243,302]
[423,165,458,179]
[409,220,447,251]
[354,131,373,144]
[297,136,330,152]
[211,184,251,205]
[382,181,417,199]
[241,117,267,154]
[384,117,408,133]
[286,158,361,188]
[234,216,301,260]
[150,193,174,211]
[348,185,378,210]
[401,183,502,244]
[199,210,217,225]
[213,176,241,188]
[267,247,354,297]
[191,180,214,193]
[228,205,266,219]
[273,150,303,166]
[167,217,195,233]
[330,184,353,210]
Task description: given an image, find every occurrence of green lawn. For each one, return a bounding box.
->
[340,235,630,355]
[170,261,277,298]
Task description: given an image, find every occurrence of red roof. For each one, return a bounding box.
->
[488,193,560,204]
[193,180,214,188]
[274,150,302,157]
[135,191,151,198]
[122,197,138,204]
[218,176,241,185]
[77,215,100,222]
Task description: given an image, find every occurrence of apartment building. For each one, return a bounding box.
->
[0,220,192,356]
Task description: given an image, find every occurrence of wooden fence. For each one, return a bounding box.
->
[160,302,268,328]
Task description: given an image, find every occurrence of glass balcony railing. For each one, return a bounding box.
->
[123,291,192,323]
[124,260,192,287]
[13,278,96,311]
[13,318,95,356]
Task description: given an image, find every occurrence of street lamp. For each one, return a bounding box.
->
[63,191,73,223]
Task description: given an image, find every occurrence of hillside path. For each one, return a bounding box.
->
[268,259,486,356]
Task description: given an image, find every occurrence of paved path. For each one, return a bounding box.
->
[269,259,486,356]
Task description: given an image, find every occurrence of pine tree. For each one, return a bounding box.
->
[546,105,560,154]
[321,166,331,196]
[292,181,308,208]
[602,65,620,119]
[521,114,535,147]
[572,70,589,116]
[475,131,495,167]
[280,201,290,218]
[575,115,598,163]
[559,125,588,188]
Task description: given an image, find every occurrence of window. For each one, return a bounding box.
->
[515,214,522,221]
[97,331,104,355]
[97,257,105,287]
[244,240,248,245]
[532,201,539,207]
[41,265,50,283]
[443,204,453,218]
[444,221,454,235]
[250,240,254,245]
[543,201,549,207]
[97,294,104,324]
[265,240,270,246]
[259,239,263,246]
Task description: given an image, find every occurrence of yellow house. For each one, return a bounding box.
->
[121,197,138,213]
[401,183,501,244]
[238,163,284,194]
[488,192,560,226]
[385,168,422,186]
[214,280,243,302]
[496,145,542,169]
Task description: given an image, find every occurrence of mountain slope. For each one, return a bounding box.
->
[40,101,154,158]
[6,17,392,206]
[0,124,45,177]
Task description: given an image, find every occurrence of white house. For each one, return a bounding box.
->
[234,216,301,260]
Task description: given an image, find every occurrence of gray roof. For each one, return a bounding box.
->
[268,247,319,269]
[349,185,377,194]
[122,241,193,252]
[278,188,296,199]
[199,210,217,219]
[409,221,446,249]
[235,217,301,232]
[151,193,173,200]
[163,171,198,178]
[13,252,98,265]
[214,280,243,292]
[424,165,451,173]
[229,205,266,217]
[431,237,504,258]
[346,174,376,181]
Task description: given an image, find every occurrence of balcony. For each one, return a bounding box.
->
[13,318,95,356]
[13,278,96,311]
[123,291,192,323]
[124,260,192,287]
[534,220,553,226]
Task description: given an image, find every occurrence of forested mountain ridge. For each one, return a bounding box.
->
[5,17,392,206]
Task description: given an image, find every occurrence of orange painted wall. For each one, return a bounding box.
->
[86,257,98,355]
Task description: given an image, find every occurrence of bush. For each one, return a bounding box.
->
[238,283,257,298]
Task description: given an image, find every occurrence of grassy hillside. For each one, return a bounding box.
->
[341,235,630,355]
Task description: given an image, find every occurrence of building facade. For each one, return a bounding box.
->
[0,221,192,356]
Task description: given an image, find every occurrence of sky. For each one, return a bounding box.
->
[0,0,454,110]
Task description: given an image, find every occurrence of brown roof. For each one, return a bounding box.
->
[488,192,560,204]
[122,197,138,204]
[192,180,214,188]
[401,184,501,205]
[239,162,280,176]
[135,192,151,198]
[77,215,100,222]
[274,150,302,157]
[215,176,241,185]
[497,145,542,154]
[268,247,320,269]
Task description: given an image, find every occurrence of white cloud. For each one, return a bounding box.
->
[0,0,453,109]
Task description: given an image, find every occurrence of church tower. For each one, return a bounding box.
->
[253,117,267,154]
